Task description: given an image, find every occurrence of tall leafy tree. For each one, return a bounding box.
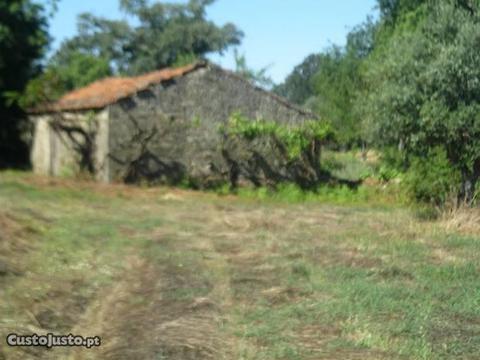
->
[313,20,377,147]
[273,53,323,106]
[364,1,480,202]
[53,0,243,86]
[0,0,51,167]
[275,18,377,147]
[49,51,112,93]
[22,51,112,109]
[376,0,426,25]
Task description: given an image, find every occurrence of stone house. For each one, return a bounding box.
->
[30,62,316,186]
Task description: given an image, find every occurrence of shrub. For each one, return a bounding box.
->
[404,148,460,206]
[374,147,405,182]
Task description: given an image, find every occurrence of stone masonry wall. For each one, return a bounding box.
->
[106,65,315,186]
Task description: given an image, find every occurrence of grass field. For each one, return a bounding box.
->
[1,171,480,359]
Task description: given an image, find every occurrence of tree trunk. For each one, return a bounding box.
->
[459,161,480,205]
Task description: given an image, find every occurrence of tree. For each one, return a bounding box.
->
[53,0,243,85]
[21,52,112,109]
[52,51,112,92]
[376,0,426,26]
[273,53,323,106]
[274,18,377,148]
[0,0,51,167]
[312,20,377,147]
[364,1,480,202]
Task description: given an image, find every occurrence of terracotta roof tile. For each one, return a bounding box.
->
[32,61,316,118]
[37,63,203,113]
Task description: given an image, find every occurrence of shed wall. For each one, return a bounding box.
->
[30,110,109,178]
[106,66,313,185]
[31,116,52,175]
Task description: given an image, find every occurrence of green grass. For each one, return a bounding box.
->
[212,149,404,206]
[1,171,480,359]
[225,182,405,207]
[322,150,375,181]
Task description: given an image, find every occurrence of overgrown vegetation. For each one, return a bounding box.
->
[223,112,334,160]
[2,172,480,359]
[275,0,480,206]
[364,1,480,204]
[220,112,334,188]
[404,148,461,206]
[0,0,55,167]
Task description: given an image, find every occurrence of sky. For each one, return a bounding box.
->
[45,0,378,84]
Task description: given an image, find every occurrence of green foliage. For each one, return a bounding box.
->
[53,52,112,91]
[376,165,400,183]
[273,53,323,105]
[404,148,461,206]
[310,48,362,147]
[227,181,403,206]
[276,19,376,148]
[171,53,199,68]
[53,0,243,80]
[223,112,334,160]
[322,150,375,181]
[220,112,334,189]
[0,1,50,93]
[376,0,427,27]
[0,0,51,166]
[20,69,64,109]
[373,148,405,182]
[21,52,112,107]
[313,20,378,148]
[363,1,480,202]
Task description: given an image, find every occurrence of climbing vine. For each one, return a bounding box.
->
[220,112,335,188]
[221,112,334,161]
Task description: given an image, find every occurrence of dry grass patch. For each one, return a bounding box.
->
[307,245,383,270]
[70,255,228,360]
[294,324,342,355]
[0,211,35,276]
[441,205,480,235]
[261,286,306,305]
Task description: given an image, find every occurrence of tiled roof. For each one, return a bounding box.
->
[35,63,204,113]
[31,61,316,118]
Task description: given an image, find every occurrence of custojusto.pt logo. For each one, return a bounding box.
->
[6,333,101,349]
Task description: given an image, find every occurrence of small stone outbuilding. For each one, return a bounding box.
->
[30,62,316,186]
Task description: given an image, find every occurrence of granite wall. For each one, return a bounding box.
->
[106,65,315,186]
[31,64,317,187]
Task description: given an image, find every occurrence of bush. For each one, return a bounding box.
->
[404,148,460,206]
[374,147,405,182]
[376,164,401,182]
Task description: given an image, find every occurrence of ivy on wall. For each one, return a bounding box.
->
[221,112,334,161]
[219,112,335,188]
